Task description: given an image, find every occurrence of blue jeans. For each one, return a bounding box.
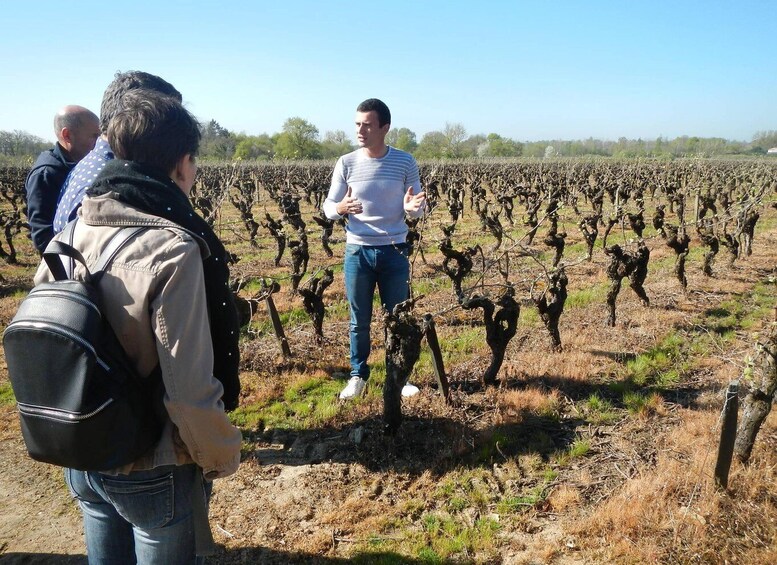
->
[65,464,212,564]
[344,243,410,380]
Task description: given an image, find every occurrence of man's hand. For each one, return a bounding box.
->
[336,186,363,216]
[403,186,426,214]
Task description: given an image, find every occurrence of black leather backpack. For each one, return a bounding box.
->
[3,222,163,470]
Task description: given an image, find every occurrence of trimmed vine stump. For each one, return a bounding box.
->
[383,298,424,434]
[734,321,777,463]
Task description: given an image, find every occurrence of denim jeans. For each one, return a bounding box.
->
[65,464,212,564]
[344,243,410,380]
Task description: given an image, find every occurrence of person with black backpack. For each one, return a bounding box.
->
[32,89,242,563]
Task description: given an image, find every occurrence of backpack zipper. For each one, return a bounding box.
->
[4,321,111,371]
[25,289,101,317]
[17,398,114,421]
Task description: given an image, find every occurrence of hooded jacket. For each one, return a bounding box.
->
[25,143,74,253]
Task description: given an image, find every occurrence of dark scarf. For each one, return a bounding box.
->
[88,159,240,411]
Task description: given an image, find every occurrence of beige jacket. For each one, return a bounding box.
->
[35,194,241,479]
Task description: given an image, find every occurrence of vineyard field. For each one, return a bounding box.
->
[1,157,776,564]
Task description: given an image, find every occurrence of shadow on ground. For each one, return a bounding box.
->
[245,360,722,474]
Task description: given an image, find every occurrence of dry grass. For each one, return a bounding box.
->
[498,387,561,422]
[548,484,583,512]
[572,405,777,563]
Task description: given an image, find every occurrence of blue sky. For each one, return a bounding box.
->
[2,0,775,144]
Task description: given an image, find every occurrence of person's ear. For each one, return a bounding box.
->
[59,127,73,149]
[171,154,195,195]
[172,154,189,179]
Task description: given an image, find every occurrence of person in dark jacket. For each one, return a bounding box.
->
[24,105,99,253]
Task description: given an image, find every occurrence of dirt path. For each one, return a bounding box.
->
[0,416,85,563]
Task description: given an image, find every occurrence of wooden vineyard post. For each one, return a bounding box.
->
[422,314,450,404]
[265,294,291,358]
[714,381,739,490]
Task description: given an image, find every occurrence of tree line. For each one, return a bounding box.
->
[3,120,776,165]
[0,130,49,164]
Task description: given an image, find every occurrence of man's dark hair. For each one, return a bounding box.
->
[100,71,182,134]
[357,98,391,127]
[108,89,201,174]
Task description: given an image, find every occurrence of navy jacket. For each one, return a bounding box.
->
[25,144,74,253]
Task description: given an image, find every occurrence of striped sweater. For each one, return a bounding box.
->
[323,146,423,246]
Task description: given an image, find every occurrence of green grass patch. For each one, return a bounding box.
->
[582,393,620,425]
[412,512,500,561]
[736,281,775,329]
[416,548,444,564]
[230,375,342,431]
[555,438,591,466]
[323,299,350,319]
[432,469,493,511]
[351,550,430,565]
[411,276,449,298]
[279,306,310,327]
[496,487,545,513]
[229,402,266,430]
[11,288,28,300]
[623,390,662,416]
[623,332,684,386]
[569,438,591,458]
[0,382,16,405]
[565,283,608,309]
[519,305,540,327]
[703,306,740,339]
[701,280,775,336]
[442,326,488,365]
[564,240,592,258]
[650,253,682,273]
[248,304,316,336]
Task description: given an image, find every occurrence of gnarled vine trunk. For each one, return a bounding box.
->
[383,299,424,434]
[734,321,777,463]
[460,287,520,386]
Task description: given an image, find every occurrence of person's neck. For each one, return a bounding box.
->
[362,144,388,159]
[56,142,75,162]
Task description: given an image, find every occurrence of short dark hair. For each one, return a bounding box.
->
[100,71,182,134]
[108,89,201,174]
[356,98,391,127]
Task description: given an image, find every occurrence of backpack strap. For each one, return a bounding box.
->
[62,220,78,278]
[42,221,148,283]
[43,240,90,282]
[90,226,148,283]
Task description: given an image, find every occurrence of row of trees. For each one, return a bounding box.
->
[0,130,49,163]
[3,123,776,164]
[199,122,777,161]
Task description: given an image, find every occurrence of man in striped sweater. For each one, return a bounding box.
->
[323,98,427,401]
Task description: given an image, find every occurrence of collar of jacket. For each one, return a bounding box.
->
[52,142,76,167]
[78,193,211,259]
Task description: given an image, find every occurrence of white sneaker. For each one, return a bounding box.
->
[401,383,420,397]
[340,376,367,399]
